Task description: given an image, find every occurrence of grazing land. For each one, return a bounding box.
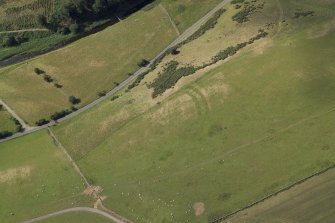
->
[223,167,335,223]
[0,131,91,223]
[1,0,335,222]
[0,4,178,125]
[51,0,335,222]
[0,107,16,132]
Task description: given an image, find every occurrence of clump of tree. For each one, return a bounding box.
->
[35,119,50,126]
[37,0,152,34]
[50,109,72,121]
[34,68,45,75]
[137,59,150,67]
[0,131,13,139]
[43,74,53,83]
[69,96,81,105]
[98,91,107,97]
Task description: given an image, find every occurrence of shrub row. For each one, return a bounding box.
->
[128,69,151,90]
[293,10,314,19]
[149,61,197,98]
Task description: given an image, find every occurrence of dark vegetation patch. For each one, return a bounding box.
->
[232,2,258,23]
[149,30,268,98]
[293,9,315,19]
[69,96,81,105]
[149,61,197,97]
[127,7,227,91]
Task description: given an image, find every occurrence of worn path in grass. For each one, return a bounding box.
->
[21,207,126,223]
[0,29,48,34]
[0,0,232,144]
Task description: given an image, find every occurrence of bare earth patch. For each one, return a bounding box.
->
[193,202,205,216]
[0,166,32,184]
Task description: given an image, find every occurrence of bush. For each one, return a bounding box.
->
[69,96,81,105]
[98,91,107,97]
[43,74,53,83]
[111,95,120,101]
[232,4,257,23]
[0,131,13,139]
[35,119,50,126]
[54,83,63,88]
[137,59,150,67]
[34,68,45,75]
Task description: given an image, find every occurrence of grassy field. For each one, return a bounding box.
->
[160,0,223,32]
[223,167,335,223]
[0,4,178,125]
[51,0,335,222]
[37,211,115,223]
[0,107,16,132]
[0,130,92,223]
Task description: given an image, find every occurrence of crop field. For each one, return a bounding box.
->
[37,211,114,223]
[0,4,178,125]
[50,0,335,222]
[223,167,335,223]
[0,130,91,223]
[0,107,16,132]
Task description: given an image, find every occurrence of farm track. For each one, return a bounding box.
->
[21,207,129,223]
[46,127,133,223]
[0,0,233,144]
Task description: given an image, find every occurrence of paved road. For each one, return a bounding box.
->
[0,0,232,144]
[21,207,127,223]
[0,98,33,131]
[0,28,48,34]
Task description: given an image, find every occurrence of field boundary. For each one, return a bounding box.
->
[212,163,335,223]
[47,127,90,187]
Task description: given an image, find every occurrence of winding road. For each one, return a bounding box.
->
[0,0,232,144]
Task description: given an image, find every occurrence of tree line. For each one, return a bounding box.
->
[38,0,152,34]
